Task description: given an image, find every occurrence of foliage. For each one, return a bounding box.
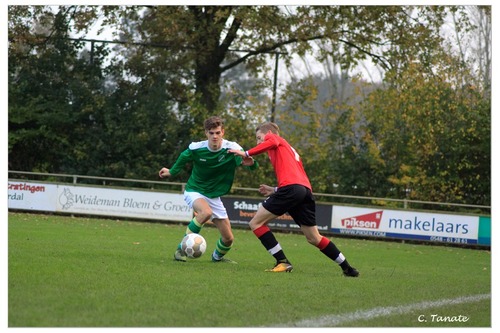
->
[8,6,191,180]
[272,7,490,207]
[323,53,491,206]
[364,57,490,205]
[8,5,491,206]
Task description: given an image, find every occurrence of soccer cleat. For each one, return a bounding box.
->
[174,248,187,262]
[211,255,238,264]
[265,262,293,273]
[343,266,359,277]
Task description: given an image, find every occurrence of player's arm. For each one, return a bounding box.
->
[259,184,276,196]
[159,149,192,178]
[229,133,279,158]
[247,133,280,156]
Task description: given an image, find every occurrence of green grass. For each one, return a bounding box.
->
[8,212,491,327]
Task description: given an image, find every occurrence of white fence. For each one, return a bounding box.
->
[7,170,491,213]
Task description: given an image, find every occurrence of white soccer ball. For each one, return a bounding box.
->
[181,233,207,259]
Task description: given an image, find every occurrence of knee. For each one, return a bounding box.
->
[248,208,275,231]
[249,219,265,231]
[195,208,212,223]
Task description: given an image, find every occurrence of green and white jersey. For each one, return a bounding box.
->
[169,139,256,198]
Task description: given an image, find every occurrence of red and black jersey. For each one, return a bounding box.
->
[247,132,312,191]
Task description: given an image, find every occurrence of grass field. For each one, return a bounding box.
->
[8,212,491,327]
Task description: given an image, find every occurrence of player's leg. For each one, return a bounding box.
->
[250,206,293,272]
[206,197,237,263]
[187,197,213,232]
[300,225,359,277]
[251,185,310,272]
[289,187,359,277]
[211,218,237,263]
[174,193,213,262]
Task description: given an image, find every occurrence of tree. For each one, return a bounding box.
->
[93,6,450,118]
[273,6,490,207]
[358,54,490,206]
[9,5,490,207]
[448,6,491,97]
[8,6,190,180]
[9,7,108,172]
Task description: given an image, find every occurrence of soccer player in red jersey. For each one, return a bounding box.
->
[229,122,359,276]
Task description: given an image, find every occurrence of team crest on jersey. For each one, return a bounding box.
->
[218,154,226,162]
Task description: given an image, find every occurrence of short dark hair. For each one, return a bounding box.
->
[204,116,224,131]
[256,122,279,134]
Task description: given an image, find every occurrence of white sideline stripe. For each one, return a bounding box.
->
[279,293,491,327]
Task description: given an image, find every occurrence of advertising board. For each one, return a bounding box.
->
[332,206,481,245]
[56,185,192,221]
[8,181,58,211]
[8,180,489,246]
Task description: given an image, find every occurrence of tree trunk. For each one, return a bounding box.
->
[189,6,226,114]
[194,57,222,113]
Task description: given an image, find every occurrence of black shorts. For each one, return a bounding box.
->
[262,184,316,226]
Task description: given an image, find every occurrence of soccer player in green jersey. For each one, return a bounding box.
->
[159,116,257,263]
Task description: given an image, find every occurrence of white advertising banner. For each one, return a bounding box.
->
[9,181,486,245]
[8,182,58,211]
[56,185,192,221]
[332,206,479,244]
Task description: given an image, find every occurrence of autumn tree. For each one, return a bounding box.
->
[9,5,490,206]
[274,6,490,207]
[90,6,451,119]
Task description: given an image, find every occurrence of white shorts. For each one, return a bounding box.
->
[183,191,228,220]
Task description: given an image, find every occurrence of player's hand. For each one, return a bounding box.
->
[259,184,275,196]
[159,167,171,178]
[241,156,255,166]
